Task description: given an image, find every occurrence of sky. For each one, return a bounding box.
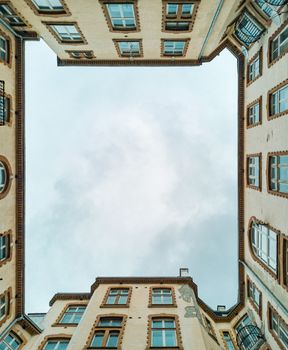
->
[25,40,238,313]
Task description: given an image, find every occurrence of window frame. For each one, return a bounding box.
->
[23,0,70,16]
[268,303,288,350]
[0,155,12,200]
[52,303,87,326]
[220,330,237,350]
[248,217,279,279]
[0,31,11,66]
[267,151,288,198]
[0,94,12,126]
[0,288,11,327]
[246,153,262,191]
[148,286,177,308]
[0,2,27,27]
[0,230,12,266]
[100,0,140,33]
[204,315,219,343]
[283,236,288,290]
[86,314,127,350]
[43,21,87,44]
[246,96,262,128]
[37,335,71,350]
[161,1,199,33]
[246,277,262,318]
[246,48,262,86]
[146,314,183,350]
[101,287,132,308]
[161,39,190,57]
[268,19,288,67]
[268,79,288,120]
[0,331,25,350]
[113,39,143,58]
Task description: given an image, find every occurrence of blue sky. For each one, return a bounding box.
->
[25,40,238,313]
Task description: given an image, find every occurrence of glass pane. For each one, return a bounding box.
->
[58,342,69,350]
[165,330,177,346]
[118,295,127,304]
[167,4,178,15]
[107,296,116,304]
[106,332,119,347]
[164,320,175,328]
[152,330,163,346]
[91,332,104,347]
[182,4,193,15]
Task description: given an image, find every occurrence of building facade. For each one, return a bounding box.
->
[0,0,287,349]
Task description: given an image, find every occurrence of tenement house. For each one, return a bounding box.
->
[0,0,287,349]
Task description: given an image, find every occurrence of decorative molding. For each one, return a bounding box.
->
[36,334,72,350]
[49,292,90,307]
[100,286,132,308]
[220,329,238,350]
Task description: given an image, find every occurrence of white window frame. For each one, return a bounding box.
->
[248,101,260,125]
[59,305,86,324]
[50,24,82,42]
[31,0,64,11]
[271,25,288,61]
[248,156,260,187]
[271,309,288,349]
[270,155,288,193]
[0,5,24,25]
[251,222,277,273]
[152,288,173,305]
[163,40,186,55]
[118,41,140,56]
[0,333,22,350]
[151,319,177,347]
[248,55,260,81]
[271,84,288,116]
[43,340,70,350]
[248,280,260,309]
[106,4,136,29]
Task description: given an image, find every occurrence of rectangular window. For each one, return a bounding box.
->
[269,305,288,349]
[0,234,9,261]
[43,340,70,350]
[151,319,177,347]
[0,332,22,350]
[0,36,9,63]
[270,24,288,63]
[106,3,136,30]
[284,238,288,287]
[0,291,9,320]
[164,2,195,32]
[59,305,86,324]
[163,40,187,56]
[247,279,261,314]
[247,99,261,126]
[117,41,141,56]
[205,317,217,340]
[32,0,64,11]
[151,288,173,305]
[49,24,83,43]
[247,49,262,84]
[247,155,261,189]
[269,154,288,195]
[251,222,277,273]
[270,83,288,117]
[0,96,10,125]
[222,331,236,350]
[166,3,194,17]
[90,317,123,348]
[104,288,130,306]
[0,4,25,26]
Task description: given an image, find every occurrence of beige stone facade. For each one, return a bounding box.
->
[0,0,287,349]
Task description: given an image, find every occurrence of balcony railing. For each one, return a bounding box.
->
[236,325,266,350]
[262,0,288,5]
[0,80,4,126]
[235,12,264,46]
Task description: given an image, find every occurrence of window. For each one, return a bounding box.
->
[284,238,288,288]
[106,3,137,30]
[116,40,141,57]
[222,331,236,350]
[47,23,84,43]
[0,161,7,194]
[235,315,256,350]
[247,98,261,127]
[150,318,178,347]
[102,288,131,306]
[204,316,218,341]
[0,234,10,262]
[0,332,22,350]
[0,96,11,125]
[250,220,277,274]
[270,23,288,63]
[89,316,124,348]
[269,153,288,196]
[0,290,9,321]
[247,155,261,189]
[247,278,261,315]
[0,4,25,26]
[269,304,288,349]
[43,340,69,350]
[254,0,277,18]
[66,50,95,59]
[0,36,9,63]
[164,2,196,32]
[31,0,64,12]
[163,40,188,56]
[247,49,262,84]
[235,11,264,46]
[151,288,175,306]
[269,82,288,118]
[59,305,86,324]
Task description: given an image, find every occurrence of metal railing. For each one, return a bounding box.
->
[262,0,288,5]
[235,12,264,46]
[236,325,266,350]
[0,80,5,126]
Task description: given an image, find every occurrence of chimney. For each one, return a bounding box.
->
[179,268,189,277]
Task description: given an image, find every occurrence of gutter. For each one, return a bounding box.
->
[239,260,288,317]
[198,0,225,60]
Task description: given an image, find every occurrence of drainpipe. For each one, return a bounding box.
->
[239,260,288,317]
[198,0,225,60]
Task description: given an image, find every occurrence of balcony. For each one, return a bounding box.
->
[262,0,288,5]
[235,12,264,46]
[236,325,266,350]
[0,80,4,126]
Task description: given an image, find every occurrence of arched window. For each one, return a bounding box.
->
[0,160,7,193]
[250,219,278,274]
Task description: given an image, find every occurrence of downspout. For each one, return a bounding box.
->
[239,260,288,317]
[198,0,225,60]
